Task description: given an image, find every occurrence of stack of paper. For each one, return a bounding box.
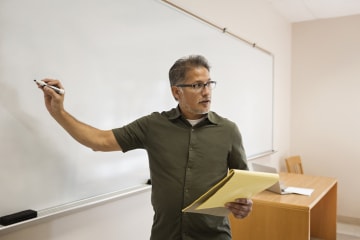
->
[285,186,314,196]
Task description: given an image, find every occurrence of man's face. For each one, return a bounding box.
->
[171,67,212,120]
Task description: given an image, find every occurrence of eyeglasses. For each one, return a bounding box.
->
[175,81,217,91]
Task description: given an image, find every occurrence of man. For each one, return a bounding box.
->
[37,55,252,240]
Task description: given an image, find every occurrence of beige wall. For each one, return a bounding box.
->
[0,0,292,239]
[292,14,360,219]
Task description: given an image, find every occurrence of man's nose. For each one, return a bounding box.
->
[201,84,211,93]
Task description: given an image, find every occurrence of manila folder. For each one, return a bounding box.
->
[182,169,279,216]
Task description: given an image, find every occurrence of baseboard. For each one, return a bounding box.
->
[338,215,360,226]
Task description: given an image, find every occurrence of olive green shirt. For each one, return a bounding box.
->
[112,107,248,240]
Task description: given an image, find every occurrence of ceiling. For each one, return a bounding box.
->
[263,0,360,22]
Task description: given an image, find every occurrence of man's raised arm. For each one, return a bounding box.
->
[36,78,121,152]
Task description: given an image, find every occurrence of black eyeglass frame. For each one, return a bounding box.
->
[175,80,217,90]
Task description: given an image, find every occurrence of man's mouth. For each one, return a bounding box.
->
[199,99,211,104]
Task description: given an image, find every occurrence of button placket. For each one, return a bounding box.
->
[183,128,197,205]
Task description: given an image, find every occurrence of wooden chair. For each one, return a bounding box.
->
[285,155,304,174]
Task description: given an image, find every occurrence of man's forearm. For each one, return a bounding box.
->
[51,110,121,152]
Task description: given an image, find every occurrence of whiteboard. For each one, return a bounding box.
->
[0,0,273,216]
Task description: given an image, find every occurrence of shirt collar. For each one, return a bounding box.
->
[167,105,219,125]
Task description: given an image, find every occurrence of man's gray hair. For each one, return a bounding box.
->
[169,55,211,86]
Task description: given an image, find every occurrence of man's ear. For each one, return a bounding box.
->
[171,85,180,101]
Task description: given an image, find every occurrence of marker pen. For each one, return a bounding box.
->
[34,79,65,95]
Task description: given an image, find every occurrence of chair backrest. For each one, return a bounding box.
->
[285,155,304,174]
